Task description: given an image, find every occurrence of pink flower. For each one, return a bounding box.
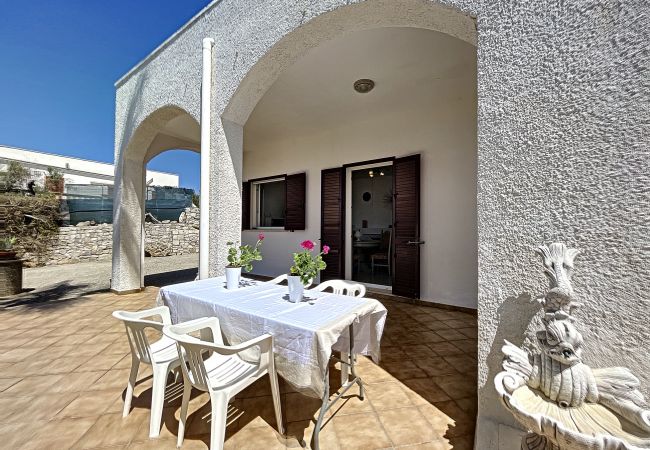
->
[258,233,265,241]
[300,240,315,251]
[322,245,330,255]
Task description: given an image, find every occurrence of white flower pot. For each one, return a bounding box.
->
[287,275,304,303]
[225,266,242,290]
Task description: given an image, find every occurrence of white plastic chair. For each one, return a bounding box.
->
[311,279,366,297]
[112,306,181,438]
[266,274,288,284]
[163,317,284,450]
[310,280,366,385]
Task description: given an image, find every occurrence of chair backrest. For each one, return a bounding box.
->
[112,306,170,365]
[312,280,366,297]
[267,274,287,285]
[163,317,227,391]
[380,229,392,252]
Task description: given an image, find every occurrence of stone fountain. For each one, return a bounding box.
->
[495,243,650,449]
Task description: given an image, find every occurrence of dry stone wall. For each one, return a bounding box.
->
[26,207,199,266]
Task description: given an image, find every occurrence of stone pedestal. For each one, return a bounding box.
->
[0,259,23,297]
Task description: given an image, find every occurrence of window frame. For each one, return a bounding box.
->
[251,176,286,230]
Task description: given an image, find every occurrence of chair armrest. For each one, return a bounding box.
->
[113,306,171,328]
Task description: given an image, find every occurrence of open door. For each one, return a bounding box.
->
[392,154,421,298]
[320,167,345,280]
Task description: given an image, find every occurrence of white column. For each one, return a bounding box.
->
[199,37,214,279]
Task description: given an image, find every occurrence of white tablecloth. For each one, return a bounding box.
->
[156,276,387,397]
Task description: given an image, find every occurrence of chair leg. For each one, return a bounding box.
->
[209,392,229,450]
[268,370,284,435]
[149,364,169,438]
[123,357,140,417]
[177,380,192,448]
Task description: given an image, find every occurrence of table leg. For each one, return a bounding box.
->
[312,323,365,450]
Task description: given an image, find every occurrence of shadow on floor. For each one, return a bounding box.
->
[0,281,107,310]
[144,267,198,287]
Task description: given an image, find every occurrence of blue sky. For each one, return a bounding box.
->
[0,0,208,192]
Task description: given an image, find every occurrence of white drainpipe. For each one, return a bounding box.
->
[199,37,214,279]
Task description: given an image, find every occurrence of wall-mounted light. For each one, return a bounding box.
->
[369,170,374,178]
[380,171,385,176]
[354,79,375,94]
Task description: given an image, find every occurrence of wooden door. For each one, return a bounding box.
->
[392,154,421,298]
[320,167,345,280]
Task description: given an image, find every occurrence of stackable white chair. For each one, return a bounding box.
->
[112,306,181,438]
[311,279,366,298]
[311,280,366,384]
[163,317,284,450]
[266,274,288,284]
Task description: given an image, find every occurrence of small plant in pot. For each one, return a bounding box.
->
[225,234,264,289]
[0,236,17,260]
[287,240,328,302]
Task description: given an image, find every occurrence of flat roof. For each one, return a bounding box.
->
[0,144,177,176]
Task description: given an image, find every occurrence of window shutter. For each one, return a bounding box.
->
[242,181,251,230]
[320,167,345,281]
[284,173,306,231]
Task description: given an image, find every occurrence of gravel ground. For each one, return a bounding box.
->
[17,254,199,301]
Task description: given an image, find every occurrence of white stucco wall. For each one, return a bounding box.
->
[241,67,479,309]
[113,0,650,447]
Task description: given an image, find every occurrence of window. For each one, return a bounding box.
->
[242,172,306,231]
[253,178,285,229]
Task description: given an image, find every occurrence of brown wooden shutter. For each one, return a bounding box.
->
[242,181,251,230]
[392,154,421,298]
[320,167,345,281]
[284,172,306,231]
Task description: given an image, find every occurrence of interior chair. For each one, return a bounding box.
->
[371,229,392,276]
[112,306,181,438]
[311,279,366,298]
[163,317,284,450]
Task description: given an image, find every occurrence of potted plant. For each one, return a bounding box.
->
[44,167,64,194]
[287,240,329,302]
[0,236,17,260]
[225,233,264,289]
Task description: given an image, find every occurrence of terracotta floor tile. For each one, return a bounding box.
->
[366,381,413,410]
[0,346,42,363]
[88,367,132,391]
[396,438,453,449]
[413,358,459,377]
[0,421,48,449]
[0,376,21,392]
[433,376,477,400]
[57,389,121,418]
[74,410,149,448]
[377,406,436,446]
[427,342,465,357]
[21,417,98,450]
[226,421,286,450]
[2,374,66,396]
[401,378,451,405]
[332,412,392,450]
[286,419,340,449]
[285,391,325,422]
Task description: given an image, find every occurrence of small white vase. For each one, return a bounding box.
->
[287,275,304,303]
[225,266,242,290]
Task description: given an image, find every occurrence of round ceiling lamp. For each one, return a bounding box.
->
[354,79,375,94]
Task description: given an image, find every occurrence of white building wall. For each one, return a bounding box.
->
[242,77,478,309]
[0,145,178,189]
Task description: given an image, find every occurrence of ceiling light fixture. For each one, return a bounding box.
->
[354,79,375,94]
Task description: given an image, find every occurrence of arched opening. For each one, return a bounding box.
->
[142,149,200,286]
[221,5,479,446]
[111,105,199,292]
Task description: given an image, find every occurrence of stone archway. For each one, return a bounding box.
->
[111,105,199,293]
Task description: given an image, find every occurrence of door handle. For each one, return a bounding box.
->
[407,240,425,245]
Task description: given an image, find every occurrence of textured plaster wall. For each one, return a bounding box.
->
[114,0,650,446]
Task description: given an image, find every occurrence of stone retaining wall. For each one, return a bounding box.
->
[25,207,200,266]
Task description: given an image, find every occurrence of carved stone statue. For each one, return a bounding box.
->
[495,243,650,449]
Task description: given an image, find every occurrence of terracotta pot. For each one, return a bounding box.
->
[0,251,17,260]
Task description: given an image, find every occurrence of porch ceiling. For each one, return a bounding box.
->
[244,27,476,145]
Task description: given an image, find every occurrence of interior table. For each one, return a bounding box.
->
[156,275,387,450]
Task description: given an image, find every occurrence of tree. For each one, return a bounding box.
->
[0,161,30,192]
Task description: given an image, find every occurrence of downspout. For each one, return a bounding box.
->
[199,37,214,279]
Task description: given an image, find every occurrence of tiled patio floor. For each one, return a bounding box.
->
[0,288,477,449]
